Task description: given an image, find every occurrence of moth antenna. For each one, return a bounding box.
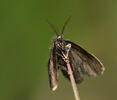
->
[61,16,71,35]
[47,20,59,36]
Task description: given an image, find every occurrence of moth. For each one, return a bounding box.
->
[48,17,105,91]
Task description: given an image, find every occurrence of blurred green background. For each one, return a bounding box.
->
[0,0,117,100]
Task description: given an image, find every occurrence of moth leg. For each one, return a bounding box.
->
[65,44,71,58]
[61,43,71,60]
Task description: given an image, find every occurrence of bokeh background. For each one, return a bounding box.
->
[0,0,117,100]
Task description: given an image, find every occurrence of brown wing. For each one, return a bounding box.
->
[48,44,58,91]
[58,43,84,84]
[65,40,105,77]
[69,50,84,84]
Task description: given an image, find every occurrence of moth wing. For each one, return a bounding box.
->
[69,50,84,83]
[59,61,84,84]
[65,40,105,76]
[58,46,84,84]
[48,44,58,91]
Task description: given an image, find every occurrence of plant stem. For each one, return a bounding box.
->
[65,59,80,100]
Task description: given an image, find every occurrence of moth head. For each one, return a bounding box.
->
[47,16,71,51]
[55,35,65,50]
